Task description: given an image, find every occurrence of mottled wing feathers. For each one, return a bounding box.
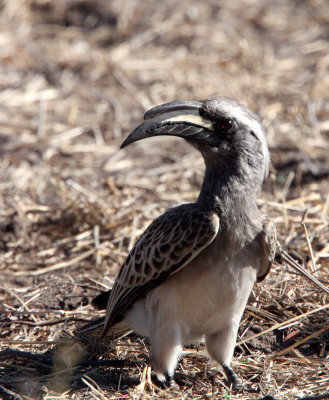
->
[256,217,276,282]
[103,204,220,335]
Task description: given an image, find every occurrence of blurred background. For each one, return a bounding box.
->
[0,0,328,398]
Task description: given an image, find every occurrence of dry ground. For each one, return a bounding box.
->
[0,0,329,399]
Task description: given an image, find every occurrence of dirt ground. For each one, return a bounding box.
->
[0,0,329,399]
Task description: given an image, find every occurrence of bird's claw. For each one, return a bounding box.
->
[222,364,258,393]
[231,382,259,393]
[152,372,179,390]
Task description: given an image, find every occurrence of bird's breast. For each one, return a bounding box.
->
[142,243,257,342]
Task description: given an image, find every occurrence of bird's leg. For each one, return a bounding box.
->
[205,329,236,368]
[205,329,255,392]
[150,332,182,388]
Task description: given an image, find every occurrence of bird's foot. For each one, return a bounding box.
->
[152,372,179,390]
[222,364,258,393]
[136,366,179,392]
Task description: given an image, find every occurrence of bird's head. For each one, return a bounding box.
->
[121,98,269,185]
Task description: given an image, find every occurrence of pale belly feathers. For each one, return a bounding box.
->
[126,240,257,344]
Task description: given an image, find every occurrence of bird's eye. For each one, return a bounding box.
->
[217,119,233,131]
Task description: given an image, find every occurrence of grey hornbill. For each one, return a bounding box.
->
[79,98,276,391]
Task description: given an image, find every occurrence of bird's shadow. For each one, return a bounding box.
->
[1,343,328,400]
[0,340,143,399]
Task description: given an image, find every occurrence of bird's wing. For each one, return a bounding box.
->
[256,217,276,282]
[103,204,220,335]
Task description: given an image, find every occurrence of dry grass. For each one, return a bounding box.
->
[0,0,328,399]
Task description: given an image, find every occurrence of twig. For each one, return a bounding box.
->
[81,376,107,399]
[298,393,329,400]
[238,244,329,347]
[301,209,317,272]
[0,384,24,400]
[237,303,329,346]
[0,347,134,371]
[272,325,329,359]
[281,170,295,230]
[0,347,52,364]
[278,243,329,296]
[1,316,88,327]
[0,339,70,345]
[14,248,95,276]
[66,179,109,208]
[321,191,329,220]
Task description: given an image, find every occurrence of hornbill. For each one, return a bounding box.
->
[78,98,276,391]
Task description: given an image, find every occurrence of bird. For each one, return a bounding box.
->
[78,98,276,391]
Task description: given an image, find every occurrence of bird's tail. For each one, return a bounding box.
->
[75,288,132,340]
[75,316,132,340]
[75,316,105,336]
[91,289,111,310]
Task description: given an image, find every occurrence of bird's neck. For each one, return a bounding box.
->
[197,167,263,243]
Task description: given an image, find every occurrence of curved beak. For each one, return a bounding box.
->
[121,101,217,149]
